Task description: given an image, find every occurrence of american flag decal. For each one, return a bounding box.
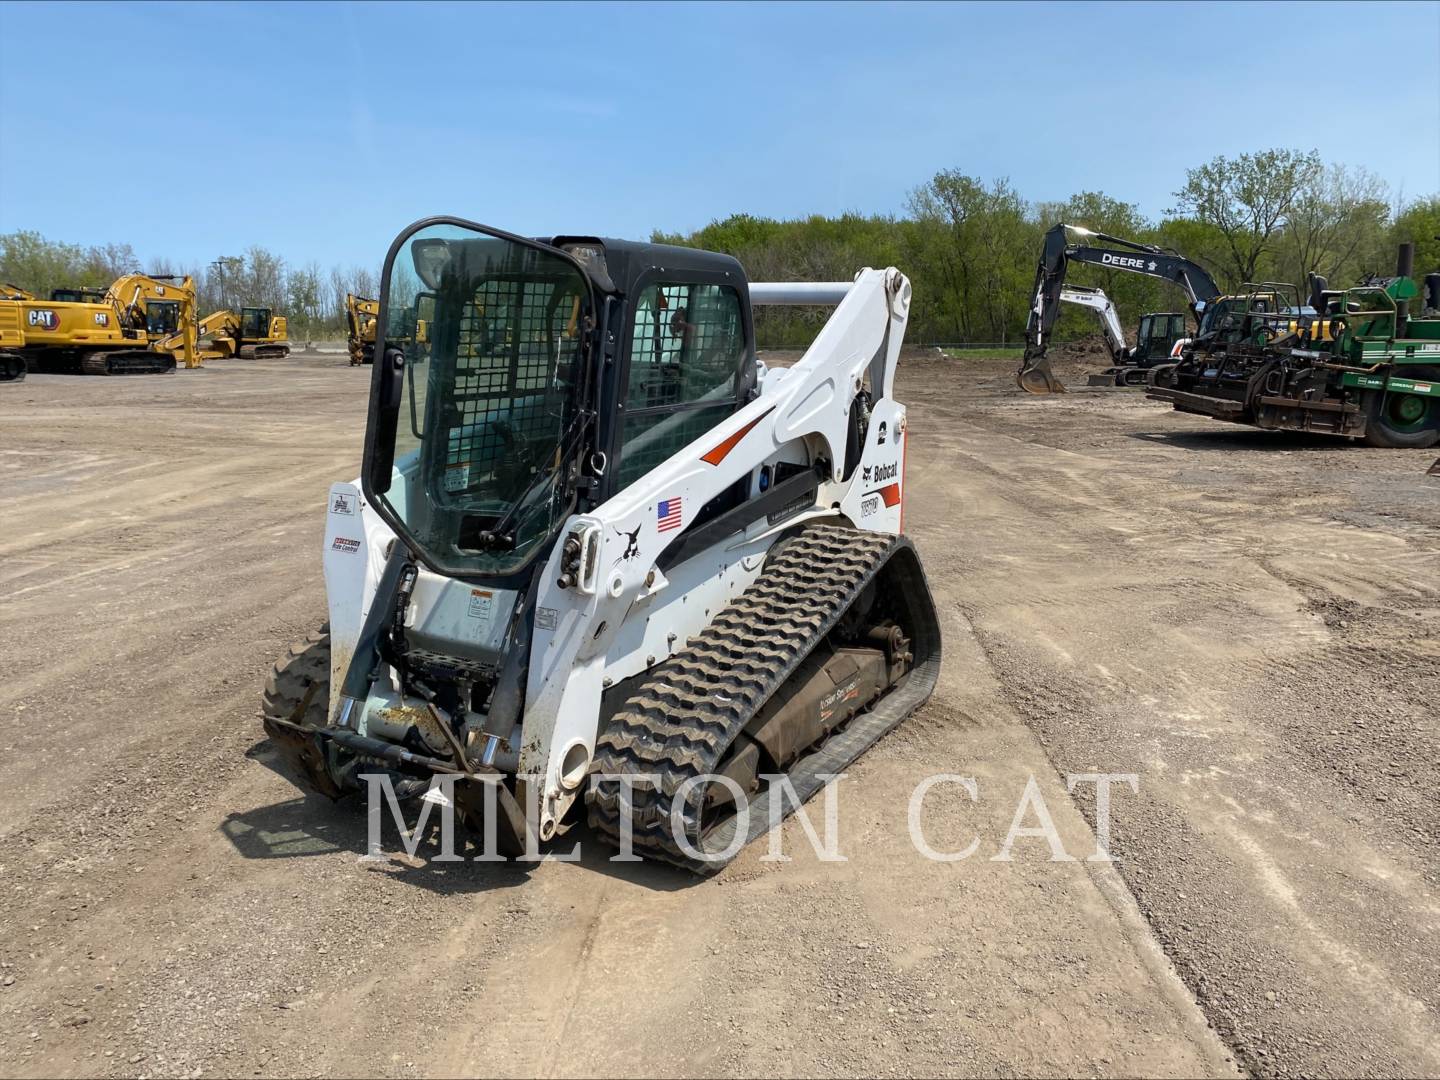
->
[657,497,683,532]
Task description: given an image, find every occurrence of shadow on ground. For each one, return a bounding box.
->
[1126,428,1364,452]
[225,740,692,895]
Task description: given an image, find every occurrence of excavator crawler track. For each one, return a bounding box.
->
[587,523,941,874]
[79,350,176,376]
[239,345,290,360]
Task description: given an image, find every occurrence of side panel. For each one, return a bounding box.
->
[837,400,906,534]
[600,534,772,688]
[518,268,913,839]
[322,480,396,722]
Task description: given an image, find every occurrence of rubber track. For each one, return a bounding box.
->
[586,523,939,874]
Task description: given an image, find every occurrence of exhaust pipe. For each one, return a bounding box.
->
[1395,243,1414,330]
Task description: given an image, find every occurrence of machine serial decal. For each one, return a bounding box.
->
[535,606,559,631]
[657,497,683,532]
[468,589,495,623]
[700,406,775,465]
[331,537,361,553]
[861,483,902,512]
[329,493,357,515]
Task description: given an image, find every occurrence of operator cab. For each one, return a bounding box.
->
[1134,312,1188,364]
[366,219,758,586]
[239,306,272,341]
[145,300,181,336]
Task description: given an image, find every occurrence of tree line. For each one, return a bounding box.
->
[658,149,1439,347]
[0,232,377,341]
[3,148,1437,346]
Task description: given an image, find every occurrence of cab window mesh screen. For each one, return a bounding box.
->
[626,284,743,410]
[441,278,575,496]
[616,405,733,491]
[615,282,745,494]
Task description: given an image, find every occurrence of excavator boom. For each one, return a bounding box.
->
[1018,223,1220,393]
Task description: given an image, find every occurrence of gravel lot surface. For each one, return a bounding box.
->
[0,348,1434,1078]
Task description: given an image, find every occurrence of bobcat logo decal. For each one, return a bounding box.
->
[616,524,642,561]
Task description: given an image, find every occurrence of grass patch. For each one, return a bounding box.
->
[939,348,1024,361]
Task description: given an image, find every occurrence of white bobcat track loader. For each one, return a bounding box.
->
[262,218,942,873]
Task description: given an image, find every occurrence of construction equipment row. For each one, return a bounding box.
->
[1017,225,1437,450]
[0,274,288,379]
[1149,244,1440,449]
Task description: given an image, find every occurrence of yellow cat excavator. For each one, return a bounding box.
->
[156,306,290,362]
[345,293,378,365]
[0,285,32,380]
[0,273,198,375]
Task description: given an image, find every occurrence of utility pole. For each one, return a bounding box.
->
[209,258,226,312]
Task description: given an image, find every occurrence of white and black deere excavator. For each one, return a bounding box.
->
[1018,223,1220,393]
[261,218,941,873]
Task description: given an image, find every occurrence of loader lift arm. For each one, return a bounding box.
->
[1019,223,1221,393]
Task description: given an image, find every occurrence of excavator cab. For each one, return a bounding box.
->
[1134,312,1188,363]
[145,301,182,336]
[239,306,272,341]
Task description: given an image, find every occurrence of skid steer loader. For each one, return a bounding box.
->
[261,219,941,873]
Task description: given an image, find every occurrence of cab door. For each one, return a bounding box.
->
[607,276,752,499]
[239,307,270,341]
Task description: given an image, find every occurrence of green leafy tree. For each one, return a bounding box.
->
[1274,164,1390,290]
[1388,195,1440,280]
[1172,149,1323,286]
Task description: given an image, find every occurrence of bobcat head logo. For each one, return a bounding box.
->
[616,524,642,560]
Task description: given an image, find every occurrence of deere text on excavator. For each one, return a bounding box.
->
[260,218,942,872]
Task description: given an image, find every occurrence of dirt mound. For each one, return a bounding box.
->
[1045,334,1116,378]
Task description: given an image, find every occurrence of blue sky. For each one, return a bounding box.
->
[1,0,1436,271]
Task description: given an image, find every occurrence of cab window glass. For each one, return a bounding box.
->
[625,283,742,411]
[146,301,179,335]
[616,282,746,492]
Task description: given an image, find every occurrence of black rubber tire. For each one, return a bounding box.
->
[1363,366,1440,449]
[261,624,331,728]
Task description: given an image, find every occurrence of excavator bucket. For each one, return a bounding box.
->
[1016,350,1067,394]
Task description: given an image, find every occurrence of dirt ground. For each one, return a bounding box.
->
[0,350,1436,1079]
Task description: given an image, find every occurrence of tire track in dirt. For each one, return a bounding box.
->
[900,363,1440,1077]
